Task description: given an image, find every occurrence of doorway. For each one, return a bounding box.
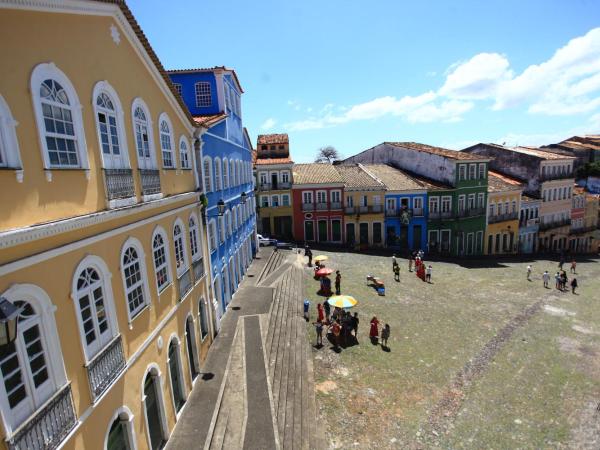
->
[318,220,328,242]
[144,374,167,450]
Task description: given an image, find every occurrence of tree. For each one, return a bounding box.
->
[576,161,600,179]
[314,146,341,164]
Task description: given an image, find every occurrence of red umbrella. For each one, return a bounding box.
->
[316,267,334,277]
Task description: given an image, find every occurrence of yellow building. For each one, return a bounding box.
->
[484,171,523,254]
[570,187,599,252]
[0,2,220,449]
[255,134,294,239]
[335,164,385,248]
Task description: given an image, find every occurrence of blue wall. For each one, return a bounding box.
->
[384,192,428,252]
[168,72,220,116]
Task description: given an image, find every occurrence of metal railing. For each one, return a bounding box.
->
[488,211,519,224]
[345,206,355,214]
[316,202,328,211]
[371,204,383,213]
[258,183,271,191]
[539,218,571,231]
[177,268,193,300]
[302,203,314,211]
[570,225,597,235]
[86,335,126,401]
[7,384,77,450]
[103,169,135,200]
[138,169,161,195]
[193,258,205,282]
[358,206,369,213]
[412,207,423,216]
[279,181,291,189]
[330,202,342,210]
[441,210,453,219]
[456,207,486,218]
[386,208,397,217]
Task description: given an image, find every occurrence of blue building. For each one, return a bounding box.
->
[518,195,540,253]
[168,67,257,321]
[363,164,428,252]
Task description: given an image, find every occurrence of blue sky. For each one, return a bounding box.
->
[129,0,600,162]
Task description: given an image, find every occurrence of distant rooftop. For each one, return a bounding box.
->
[257,134,289,145]
[361,164,425,191]
[470,143,576,161]
[193,113,227,128]
[335,165,383,190]
[293,164,343,185]
[255,157,293,166]
[487,171,524,193]
[166,66,244,92]
[386,142,488,161]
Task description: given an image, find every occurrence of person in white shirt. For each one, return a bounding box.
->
[425,265,432,283]
[542,270,550,288]
[527,265,532,281]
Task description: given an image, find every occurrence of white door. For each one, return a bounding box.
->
[133,107,153,169]
[96,93,125,169]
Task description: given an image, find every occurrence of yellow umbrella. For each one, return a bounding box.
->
[327,295,358,309]
[314,255,329,262]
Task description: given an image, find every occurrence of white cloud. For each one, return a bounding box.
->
[260,118,277,131]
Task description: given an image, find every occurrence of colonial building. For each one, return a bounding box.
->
[541,135,600,169]
[255,134,293,239]
[463,144,575,253]
[485,172,523,255]
[334,164,385,249]
[345,143,490,256]
[0,2,215,449]
[360,164,428,252]
[569,187,597,252]
[518,195,541,254]
[292,164,344,244]
[167,68,257,320]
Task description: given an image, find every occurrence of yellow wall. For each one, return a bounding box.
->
[0,9,196,232]
[344,190,385,246]
[485,190,521,254]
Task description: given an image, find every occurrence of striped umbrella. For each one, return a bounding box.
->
[327,295,358,309]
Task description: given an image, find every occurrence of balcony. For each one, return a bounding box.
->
[316,202,328,211]
[386,208,397,217]
[86,335,126,401]
[539,172,573,182]
[279,181,291,189]
[345,206,356,214]
[193,258,205,282]
[103,169,135,200]
[358,206,369,214]
[258,183,271,191]
[488,211,519,224]
[7,384,77,450]
[570,225,597,235]
[412,207,423,217]
[330,202,342,210]
[177,268,193,300]
[539,218,571,231]
[456,207,486,218]
[441,210,453,219]
[302,203,315,212]
[371,204,383,213]
[138,169,161,195]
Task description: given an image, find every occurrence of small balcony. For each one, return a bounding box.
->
[258,183,272,191]
[330,202,342,210]
[441,210,453,219]
[488,211,519,224]
[316,202,328,211]
[86,335,126,401]
[412,207,423,217]
[345,206,356,214]
[7,384,77,450]
[193,258,205,283]
[386,208,397,217]
[279,181,291,189]
[302,203,315,212]
[539,218,571,231]
[103,168,135,200]
[371,204,383,213]
[177,268,193,300]
[359,205,369,214]
[138,169,161,195]
[456,207,486,218]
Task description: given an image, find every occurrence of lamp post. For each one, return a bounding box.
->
[0,297,21,347]
[240,191,247,205]
[217,199,226,216]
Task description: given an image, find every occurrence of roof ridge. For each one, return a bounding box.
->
[357,163,385,188]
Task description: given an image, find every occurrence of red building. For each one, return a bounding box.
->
[292,164,345,243]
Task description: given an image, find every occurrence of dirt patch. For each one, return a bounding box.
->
[569,400,600,449]
[544,305,576,317]
[316,380,338,394]
[573,324,599,335]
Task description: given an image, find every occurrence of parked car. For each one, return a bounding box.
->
[257,234,276,247]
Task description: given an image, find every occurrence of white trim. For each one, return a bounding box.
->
[151,226,173,296]
[103,406,138,450]
[203,130,252,154]
[141,363,169,450]
[184,314,200,382]
[30,62,90,172]
[0,93,23,178]
[119,237,152,325]
[158,112,175,169]
[172,218,189,277]
[0,191,197,251]
[131,97,157,170]
[178,135,191,170]
[166,335,187,419]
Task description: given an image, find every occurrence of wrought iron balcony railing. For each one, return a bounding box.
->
[539,218,571,231]
[488,211,519,224]
[177,268,193,300]
[539,172,574,182]
[138,169,161,195]
[193,258,205,283]
[258,183,271,191]
[7,384,77,450]
[330,202,342,210]
[570,225,597,235]
[103,168,135,200]
[345,206,355,214]
[86,335,126,401]
[302,203,314,211]
[412,207,423,217]
[385,208,397,217]
[316,202,328,211]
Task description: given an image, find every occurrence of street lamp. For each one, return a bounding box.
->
[240,191,247,205]
[0,297,21,347]
[217,199,226,216]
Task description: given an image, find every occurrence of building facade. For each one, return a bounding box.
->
[484,172,522,255]
[569,187,597,252]
[345,142,489,256]
[0,2,215,449]
[518,195,541,254]
[255,134,293,239]
[292,164,344,244]
[167,69,257,320]
[463,144,576,253]
[334,164,385,249]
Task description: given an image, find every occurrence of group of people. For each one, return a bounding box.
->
[369,316,391,349]
[530,258,579,294]
[313,302,359,350]
[393,251,433,283]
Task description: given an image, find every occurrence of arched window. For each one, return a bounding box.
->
[189,214,202,262]
[214,157,222,191]
[0,285,69,434]
[93,82,128,170]
[208,219,217,252]
[230,159,236,187]
[152,229,171,293]
[203,156,212,192]
[236,160,242,186]
[74,261,118,360]
[179,137,190,170]
[232,207,237,232]
[185,316,199,381]
[121,240,150,320]
[31,63,88,171]
[222,157,229,189]
[218,216,225,243]
[105,407,136,450]
[0,93,23,178]
[132,99,155,169]
[158,114,174,168]
[142,367,168,450]
[225,210,232,237]
[167,338,186,414]
[173,220,188,276]
[198,297,209,340]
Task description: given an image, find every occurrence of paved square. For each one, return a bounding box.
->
[304,252,600,449]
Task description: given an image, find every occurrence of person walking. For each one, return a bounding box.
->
[527,265,532,281]
[570,259,577,274]
[561,271,568,291]
[331,321,341,350]
[303,299,310,321]
[408,254,414,272]
[571,277,578,294]
[335,270,341,295]
[555,271,561,290]
[381,324,391,349]
[543,270,550,288]
[314,320,323,346]
[392,254,397,269]
[352,312,360,339]
[426,265,432,283]
[324,300,331,323]
[305,246,313,267]
[317,303,324,322]
[369,316,380,343]
[394,263,400,282]
[558,257,565,270]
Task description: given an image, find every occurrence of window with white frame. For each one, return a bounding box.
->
[477,192,485,208]
[413,197,423,211]
[498,202,503,215]
[133,104,153,168]
[225,211,232,237]
[152,231,171,293]
[199,298,209,339]
[441,196,452,212]
[95,92,123,167]
[458,195,465,212]
[122,245,148,319]
[458,165,466,181]
[331,191,341,203]
[281,171,290,183]
[237,160,242,185]
[468,164,476,180]
[429,197,439,213]
[208,220,217,251]
[230,160,236,187]
[282,194,290,206]
[271,195,279,207]
[316,191,327,203]
[478,163,486,179]
[203,156,213,192]
[180,137,190,169]
[468,194,476,210]
[214,157,222,191]
[173,222,188,275]
[261,196,269,207]
[511,200,517,213]
[173,83,182,96]
[222,158,229,188]
[195,82,211,107]
[489,202,495,216]
[303,191,313,204]
[189,215,202,261]
[0,94,22,170]
[159,118,174,168]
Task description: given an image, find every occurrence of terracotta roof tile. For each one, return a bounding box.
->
[166,66,244,93]
[386,142,488,161]
[360,164,426,191]
[255,157,293,165]
[515,146,577,160]
[257,134,289,145]
[334,165,383,189]
[487,171,525,193]
[292,164,343,185]
[193,113,227,127]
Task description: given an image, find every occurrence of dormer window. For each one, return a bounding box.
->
[194,82,211,107]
